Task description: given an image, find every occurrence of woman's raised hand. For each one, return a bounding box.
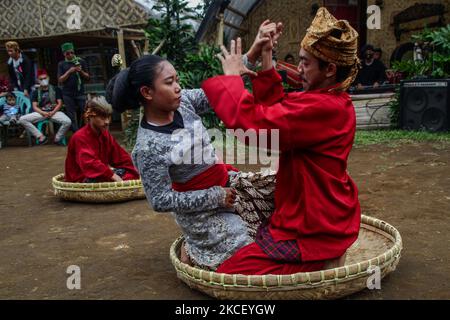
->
[217,38,258,77]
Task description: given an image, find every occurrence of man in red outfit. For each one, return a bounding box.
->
[65,96,139,183]
[201,7,361,275]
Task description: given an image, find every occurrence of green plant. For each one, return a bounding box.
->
[123,109,140,151]
[392,25,450,79]
[194,0,214,20]
[387,86,401,126]
[178,44,225,130]
[412,25,450,78]
[389,24,450,125]
[178,44,223,88]
[145,0,198,66]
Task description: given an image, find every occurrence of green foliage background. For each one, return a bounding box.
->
[389,25,450,126]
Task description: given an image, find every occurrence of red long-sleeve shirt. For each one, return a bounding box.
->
[202,68,361,262]
[65,124,139,183]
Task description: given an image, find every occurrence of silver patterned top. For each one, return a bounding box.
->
[132,89,251,269]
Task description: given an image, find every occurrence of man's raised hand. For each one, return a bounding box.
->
[263,22,283,52]
[217,38,258,77]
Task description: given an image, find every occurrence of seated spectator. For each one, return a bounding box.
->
[0,92,20,125]
[355,44,386,89]
[64,96,139,183]
[284,53,295,65]
[373,47,383,61]
[18,69,71,145]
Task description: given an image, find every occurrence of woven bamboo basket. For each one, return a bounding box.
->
[52,173,145,203]
[170,215,402,300]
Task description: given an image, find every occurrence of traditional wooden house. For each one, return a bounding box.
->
[196,0,449,129]
[0,0,152,127]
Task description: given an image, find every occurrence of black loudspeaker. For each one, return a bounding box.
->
[400,79,450,132]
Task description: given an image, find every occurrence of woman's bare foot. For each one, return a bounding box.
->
[180,242,193,266]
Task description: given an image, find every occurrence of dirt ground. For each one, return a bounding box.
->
[0,135,449,300]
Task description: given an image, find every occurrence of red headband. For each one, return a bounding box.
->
[37,69,48,77]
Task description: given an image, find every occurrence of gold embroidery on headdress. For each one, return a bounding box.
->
[301,7,360,91]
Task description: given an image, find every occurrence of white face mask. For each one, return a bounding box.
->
[40,79,49,86]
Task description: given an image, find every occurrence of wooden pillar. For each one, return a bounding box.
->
[216,13,224,47]
[99,43,108,88]
[38,0,45,36]
[117,29,127,68]
[117,29,130,131]
[143,39,150,55]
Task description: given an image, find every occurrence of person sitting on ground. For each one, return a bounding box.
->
[355,44,386,89]
[0,92,20,126]
[284,53,295,65]
[18,69,71,145]
[64,96,139,183]
[202,7,361,275]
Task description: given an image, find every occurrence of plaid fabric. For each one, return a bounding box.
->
[255,223,301,262]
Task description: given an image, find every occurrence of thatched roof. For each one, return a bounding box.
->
[0,0,151,41]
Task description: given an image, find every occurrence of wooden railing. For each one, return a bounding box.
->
[351,92,395,130]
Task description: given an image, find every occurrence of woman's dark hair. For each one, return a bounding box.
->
[318,59,352,83]
[106,54,166,113]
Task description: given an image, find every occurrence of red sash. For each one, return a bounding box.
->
[172,164,239,192]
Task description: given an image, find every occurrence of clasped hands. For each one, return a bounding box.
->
[217,20,283,77]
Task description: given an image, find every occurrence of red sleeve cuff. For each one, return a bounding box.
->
[202,75,245,110]
[251,67,284,105]
[257,67,282,80]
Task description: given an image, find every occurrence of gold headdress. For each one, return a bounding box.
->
[301,7,360,91]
